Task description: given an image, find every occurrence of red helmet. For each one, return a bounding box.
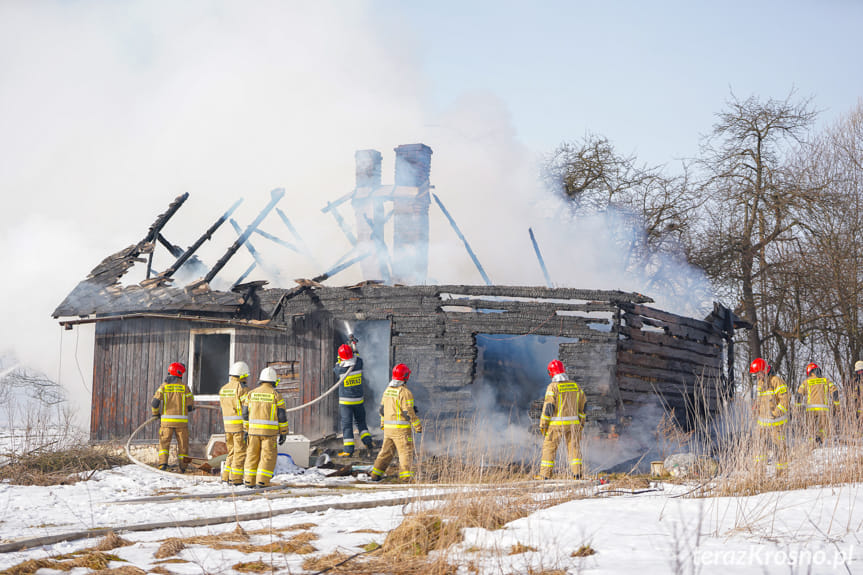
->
[338,344,354,361]
[805,362,819,377]
[168,362,186,377]
[547,360,566,378]
[392,363,411,381]
[749,358,766,374]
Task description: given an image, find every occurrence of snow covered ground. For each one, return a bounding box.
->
[1,462,861,574]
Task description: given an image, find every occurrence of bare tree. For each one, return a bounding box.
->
[687,92,820,360]
[543,134,703,307]
[785,100,863,383]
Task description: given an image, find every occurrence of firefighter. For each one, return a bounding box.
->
[846,360,863,425]
[241,367,289,487]
[219,360,251,485]
[796,362,840,445]
[369,363,422,482]
[333,336,373,457]
[537,359,586,480]
[151,362,194,472]
[750,358,789,472]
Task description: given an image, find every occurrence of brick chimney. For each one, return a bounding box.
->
[392,143,432,285]
[352,149,387,281]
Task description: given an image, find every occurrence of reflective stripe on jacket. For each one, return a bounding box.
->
[756,374,789,423]
[219,377,249,433]
[334,356,364,405]
[381,382,421,435]
[540,379,586,428]
[796,377,839,411]
[152,377,194,428]
[242,382,289,436]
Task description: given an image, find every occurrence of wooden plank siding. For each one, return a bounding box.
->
[85,285,738,443]
[91,317,319,444]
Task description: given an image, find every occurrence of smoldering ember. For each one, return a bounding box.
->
[52,143,749,461]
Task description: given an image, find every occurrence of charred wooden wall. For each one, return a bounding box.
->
[615,303,728,427]
[91,317,337,443]
[275,285,649,432]
[88,284,733,444]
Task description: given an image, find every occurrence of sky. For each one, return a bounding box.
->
[1,1,861,422]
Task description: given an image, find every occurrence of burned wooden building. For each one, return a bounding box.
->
[53,144,747,446]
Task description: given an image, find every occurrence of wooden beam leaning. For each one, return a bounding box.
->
[148,198,244,284]
[204,188,285,285]
[432,193,492,286]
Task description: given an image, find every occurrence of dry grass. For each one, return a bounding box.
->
[508,542,537,554]
[571,544,597,557]
[1,551,123,575]
[601,474,652,491]
[676,380,863,497]
[91,567,147,575]
[151,524,317,559]
[380,514,463,558]
[231,559,269,573]
[148,567,176,575]
[94,531,133,551]
[278,522,318,531]
[154,539,185,559]
[0,445,128,486]
[301,551,358,573]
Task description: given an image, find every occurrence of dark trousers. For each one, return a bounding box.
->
[340,403,372,453]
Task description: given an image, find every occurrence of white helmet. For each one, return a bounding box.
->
[259,367,279,383]
[855,360,863,372]
[230,361,250,379]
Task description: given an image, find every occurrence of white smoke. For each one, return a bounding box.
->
[1,2,713,451]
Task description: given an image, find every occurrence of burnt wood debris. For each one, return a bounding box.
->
[53,144,749,446]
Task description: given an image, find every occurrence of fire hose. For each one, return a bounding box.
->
[125,368,353,476]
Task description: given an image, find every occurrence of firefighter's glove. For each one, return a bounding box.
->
[540,426,548,437]
[243,432,249,444]
[187,405,195,413]
[414,425,423,434]
[153,413,160,421]
[278,434,286,445]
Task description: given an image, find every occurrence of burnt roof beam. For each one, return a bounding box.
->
[322,201,357,246]
[204,188,285,285]
[312,249,372,283]
[528,228,553,288]
[152,198,243,283]
[230,218,281,283]
[276,208,319,267]
[363,213,392,284]
[143,193,189,279]
[432,193,492,286]
[252,227,299,253]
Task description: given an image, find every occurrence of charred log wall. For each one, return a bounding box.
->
[275,285,650,433]
[616,303,728,428]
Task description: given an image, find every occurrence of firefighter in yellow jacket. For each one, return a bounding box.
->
[219,361,251,485]
[151,362,195,472]
[241,367,289,487]
[846,360,863,424]
[797,362,840,445]
[750,358,789,471]
[537,359,586,480]
[369,363,422,482]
